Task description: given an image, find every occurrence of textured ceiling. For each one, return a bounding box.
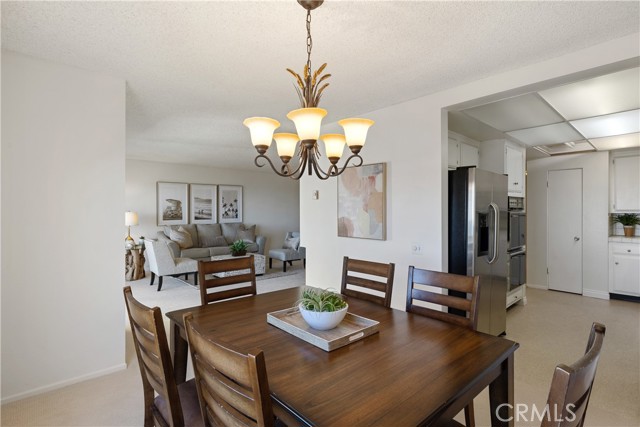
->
[2,1,639,170]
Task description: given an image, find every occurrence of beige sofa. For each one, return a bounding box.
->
[156,223,266,261]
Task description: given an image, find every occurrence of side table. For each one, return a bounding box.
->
[126,245,146,281]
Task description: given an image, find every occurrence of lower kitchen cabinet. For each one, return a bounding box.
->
[609,241,640,296]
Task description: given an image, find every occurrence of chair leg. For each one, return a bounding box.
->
[303,259,306,269]
[194,274,198,287]
[149,272,155,286]
[464,402,475,427]
[288,260,293,266]
[157,276,163,292]
[283,261,287,273]
[269,258,273,269]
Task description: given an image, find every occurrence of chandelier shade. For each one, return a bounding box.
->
[243,0,374,180]
[243,117,280,150]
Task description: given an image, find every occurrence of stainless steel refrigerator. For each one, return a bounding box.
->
[448,166,508,336]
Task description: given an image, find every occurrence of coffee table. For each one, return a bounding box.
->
[210,253,266,276]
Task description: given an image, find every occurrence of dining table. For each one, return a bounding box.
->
[166,287,519,426]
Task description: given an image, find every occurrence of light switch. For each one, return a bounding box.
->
[411,242,423,255]
[312,190,319,200]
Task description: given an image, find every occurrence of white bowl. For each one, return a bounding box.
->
[299,303,348,331]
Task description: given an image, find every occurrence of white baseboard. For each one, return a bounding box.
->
[582,289,610,300]
[1,363,127,404]
[525,283,547,290]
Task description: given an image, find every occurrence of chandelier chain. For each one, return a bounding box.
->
[306,9,312,72]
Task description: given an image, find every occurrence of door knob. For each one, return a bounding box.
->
[574,237,580,241]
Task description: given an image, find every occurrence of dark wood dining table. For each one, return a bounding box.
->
[166,287,519,426]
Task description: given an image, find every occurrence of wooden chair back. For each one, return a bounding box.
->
[405,267,480,330]
[341,256,395,308]
[198,256,257,306]
[541,322,606,427]
[184,313,275,427]
[123,286,183,427]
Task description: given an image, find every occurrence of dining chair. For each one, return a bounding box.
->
[406,267,480,427]
[184,313,277,427]
[341,256,395,308]
[540,322,606,427]
[198,256,257,306]
[123,286,203,427]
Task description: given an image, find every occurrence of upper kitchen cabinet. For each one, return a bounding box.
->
[610,151,640,212]
[448,131,479,170]
[479,139,526,197]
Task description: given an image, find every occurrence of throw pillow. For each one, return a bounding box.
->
[283,236,300,250]
[169,227,194,249]
[221,223,241,244]
[197,224,223,247]
[237,225,256,242]
[211,236,228,247]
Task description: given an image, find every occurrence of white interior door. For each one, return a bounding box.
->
[548,169,583,294]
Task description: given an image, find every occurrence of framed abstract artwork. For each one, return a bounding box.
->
[337,163,386,240]
[157,182,189,226]
[190,184,217,224]
[218,185,243,223]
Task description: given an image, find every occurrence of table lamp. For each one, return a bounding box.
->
[125,211,139,248]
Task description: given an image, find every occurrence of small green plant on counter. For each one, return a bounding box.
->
[298,288,347,312]
[613,213,640,227]
[229,239,248,255]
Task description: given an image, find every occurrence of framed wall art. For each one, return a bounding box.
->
[157,182,189,226]
[337,163,386,240]
[218,185,243,223]
[190,184,217,224]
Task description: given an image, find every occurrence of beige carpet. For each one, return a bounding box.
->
[2,279,638,427]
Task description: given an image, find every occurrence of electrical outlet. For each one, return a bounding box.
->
[312,190,319,200]
[411,242,423,255]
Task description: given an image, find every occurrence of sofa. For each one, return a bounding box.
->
[156,223,266,261]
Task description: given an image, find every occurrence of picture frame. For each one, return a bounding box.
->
[337,163,386,240]
[157,182,189,226]
[218,185,243,223]
[190,184,217,224]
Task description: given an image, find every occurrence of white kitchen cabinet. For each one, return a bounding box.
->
[448,132,479,170]
[611,154,640,212]
[609,242,640,296]
[479,139,526,197]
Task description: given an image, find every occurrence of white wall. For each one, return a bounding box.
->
[126,159,299,255]
[527,152,610,299]
[300,33,639,310]
[1,51,126,401]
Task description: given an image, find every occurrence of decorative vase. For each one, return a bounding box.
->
[231,250,247,257]
[623,226,635,237]
[299,304,348,331]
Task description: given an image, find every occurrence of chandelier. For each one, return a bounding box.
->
[243,0,374,180]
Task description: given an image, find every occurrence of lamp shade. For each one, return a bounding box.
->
[125,211,139,226]
[320,134,346,159]
[274,133,299,158]
[338,118,374,147]
[243,117,281,147]
[287,108,327,140]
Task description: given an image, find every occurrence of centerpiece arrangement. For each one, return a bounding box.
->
[229,239,248,256]
[297,288,348,331]
[613,213,639,237]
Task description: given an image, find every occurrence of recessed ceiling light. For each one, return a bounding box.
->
[570,109,640,139]
[590,133,640,150]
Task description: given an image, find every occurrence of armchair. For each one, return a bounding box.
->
[145,239,198,292]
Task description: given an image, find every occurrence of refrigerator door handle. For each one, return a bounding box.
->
[487,202,499,264]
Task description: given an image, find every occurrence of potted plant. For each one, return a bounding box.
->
[229,239,248,256]
[613,213,640,237]
[297,288,348,331]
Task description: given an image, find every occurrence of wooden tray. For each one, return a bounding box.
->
[267,307,379,352]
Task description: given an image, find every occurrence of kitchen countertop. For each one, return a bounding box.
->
[609,236,640,243]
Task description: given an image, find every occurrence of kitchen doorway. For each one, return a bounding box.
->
[547,168,583,294]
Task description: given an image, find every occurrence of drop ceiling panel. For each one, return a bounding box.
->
[534,140,595,155]
[507,122,583,146]
[589,133,640,150]
[570,109,640,139]
[539,67,640,120]
[462,93,564,132]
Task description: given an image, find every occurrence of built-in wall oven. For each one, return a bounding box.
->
[507,197,526,292]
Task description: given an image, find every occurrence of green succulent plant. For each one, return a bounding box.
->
[298,288,347,312]
[229,239,248,255]
[613,213,640,227]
